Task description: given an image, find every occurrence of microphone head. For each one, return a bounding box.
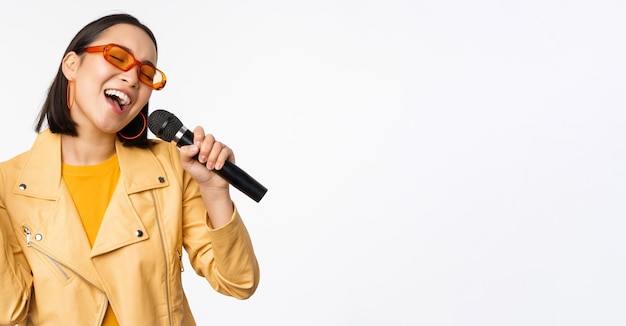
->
[147,109,183,142]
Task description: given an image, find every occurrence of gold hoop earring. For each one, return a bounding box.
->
[118,112,147,140]
[66,80,75,109]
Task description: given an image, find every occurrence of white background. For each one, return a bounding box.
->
[1,1,625,325]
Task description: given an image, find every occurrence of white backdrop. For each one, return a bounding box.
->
[1,1,625,325]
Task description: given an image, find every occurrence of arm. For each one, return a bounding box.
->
[177,127,260,299]
[181,195,260,299]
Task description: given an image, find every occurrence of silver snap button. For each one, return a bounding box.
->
[136,230,143,237]
[35,234,43,241]
[158,176,165,183]
[18,184,26,190]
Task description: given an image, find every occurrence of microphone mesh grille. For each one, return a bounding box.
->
[147,109,183,142]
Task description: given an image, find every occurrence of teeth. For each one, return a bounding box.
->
[105,89,131,106]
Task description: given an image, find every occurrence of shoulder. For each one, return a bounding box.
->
[0,130,53,170]
[145,139,185,175]
[0,129,58,173]
[147,139,180,163]
[0,150,30,199]
[0,150,29,175]
[148,138,177,153]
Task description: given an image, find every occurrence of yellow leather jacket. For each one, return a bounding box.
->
[0,129,260,325]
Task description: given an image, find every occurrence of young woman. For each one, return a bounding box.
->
[0,13,259,325]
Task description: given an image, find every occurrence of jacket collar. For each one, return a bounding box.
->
[14,129,168,198]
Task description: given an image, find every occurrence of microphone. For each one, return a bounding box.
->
[147,109,268,203]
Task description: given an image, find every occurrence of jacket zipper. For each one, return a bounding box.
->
[22,226,70,280]
[23,225,108,324]
[151,191,173,326]
[177,249,184,272]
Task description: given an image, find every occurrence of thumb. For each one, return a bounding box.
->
[179,144,200,164]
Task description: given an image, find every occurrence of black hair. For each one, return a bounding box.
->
[35,13,158,148]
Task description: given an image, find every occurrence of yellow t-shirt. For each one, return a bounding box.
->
[62,153,120,326]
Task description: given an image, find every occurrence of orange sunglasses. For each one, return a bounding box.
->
[82,43,166,90]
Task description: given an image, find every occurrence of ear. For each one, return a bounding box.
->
[61,51,79,81]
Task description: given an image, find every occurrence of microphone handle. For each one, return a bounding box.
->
[215,160,268,203]
[178,129,267,202]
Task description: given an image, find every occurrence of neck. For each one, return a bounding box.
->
[61,131,117,166]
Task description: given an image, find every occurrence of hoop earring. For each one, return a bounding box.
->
[118,112,147,140]
[66,80,75,109]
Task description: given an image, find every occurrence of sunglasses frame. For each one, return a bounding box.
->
[81,43,166,90]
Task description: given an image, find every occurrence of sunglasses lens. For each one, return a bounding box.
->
[140,66,164,89]
[139,65,156,82]
[106,46,133,70]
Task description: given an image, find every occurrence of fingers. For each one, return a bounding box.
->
[192,126,235,170]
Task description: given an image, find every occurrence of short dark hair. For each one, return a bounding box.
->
[35,13,158,148]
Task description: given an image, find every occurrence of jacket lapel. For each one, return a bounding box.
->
[13,130,104,289]
[90,139,169,257]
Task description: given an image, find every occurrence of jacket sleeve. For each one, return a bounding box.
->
[180,172,260,300]
[0,199,33,324]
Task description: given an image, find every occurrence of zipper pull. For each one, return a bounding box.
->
[22,226,32,247]
[177,249,184,272]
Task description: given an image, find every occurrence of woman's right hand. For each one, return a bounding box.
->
[178,126,236,191]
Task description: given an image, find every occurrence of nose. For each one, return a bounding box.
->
[120,64,141,89]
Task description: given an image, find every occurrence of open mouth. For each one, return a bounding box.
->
[105,89,131,111]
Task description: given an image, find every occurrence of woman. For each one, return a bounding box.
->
[0,13,260,325]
